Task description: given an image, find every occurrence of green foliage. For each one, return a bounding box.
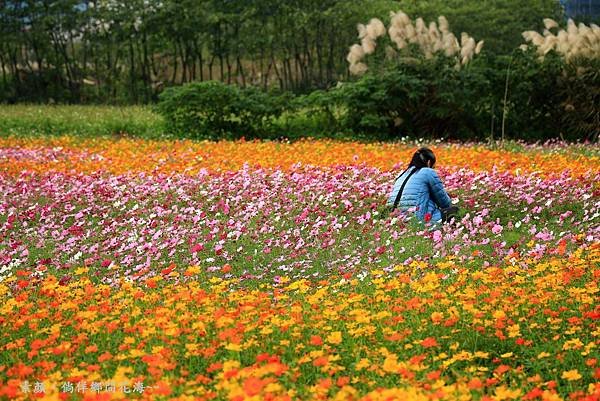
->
[156,81,289,139]
[327,57,493,140]
[309,48,597,142]
[556,59,600,141]
[488,50,599,142]
[0,0,569,103]
[277,90,343,139]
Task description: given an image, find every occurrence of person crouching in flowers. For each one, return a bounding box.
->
[387,147,458,223]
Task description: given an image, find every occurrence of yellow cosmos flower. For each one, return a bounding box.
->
[74,267,88,275]
[327,331,343,345]
[225,343,242,352]
[494,386,522,400]
[129,349,145,358]
[184,265,201,276]
[382,355,401,373]
[563,338,584,350]
[561,369,582,381]
[355,358,371,370]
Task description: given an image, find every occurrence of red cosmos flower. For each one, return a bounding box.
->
[584,309,600,320]
[312,356,328,367]
[310,335,323,346]
[495,364,511,375]
[523,388,544,400]
[426,370,441,381]
[161,263,176,275]
[420,337,438,348]
[17,280,29,289]
[206,362,222,373]
[336,376,350,387]
[467,378,483,389]
[243,377,265,397]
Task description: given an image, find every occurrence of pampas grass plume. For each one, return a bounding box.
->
[438,16,449,33]
[349,62,368,75]
[357,23,367,39]
[348,9,482,71]
[543,18,558,30]
[405,23,417,41]
[346,44,365,64]
[461,37,475,59]
[521,18,600,61]
[361,37,376,54]
[415,17,426,34]
[567,19,578,36]
[367,18,386,38]
[475,40,484,54]
[398,12,411,27]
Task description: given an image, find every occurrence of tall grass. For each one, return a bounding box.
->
[0,105,167,139]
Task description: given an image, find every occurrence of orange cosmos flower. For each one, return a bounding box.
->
[243,377,265,397]
[420,337,438,348]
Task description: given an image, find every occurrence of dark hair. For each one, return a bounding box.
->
[409,147,436,168]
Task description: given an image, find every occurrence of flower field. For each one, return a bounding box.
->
[0,137,599,401]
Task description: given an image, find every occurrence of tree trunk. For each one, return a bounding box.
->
[194,42,204,81]
[226,54,232,84]
[208,54,215,80]
[236,55,245,87]
[264,59,273,90]
[129,40,137,103]
[284,58,293,91]
[142,31,152,101]
[180,42,188,84]
[259,47,265,88]
[316,22,324,86]
[271,50,283,90]
[171,42,179,85]
[219,54,224,82]
[326,28,336,83]
[0,51,8,90]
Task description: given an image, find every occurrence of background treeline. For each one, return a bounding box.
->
[1,0,564,102]
[1,0,598,141]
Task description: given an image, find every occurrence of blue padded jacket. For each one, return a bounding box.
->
[387,166,452,222]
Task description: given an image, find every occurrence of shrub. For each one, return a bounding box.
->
[334,56,492,140]
[556,59,600,141]
[277,90,342,139]
[156,81,289,140]
[515,19,600,141]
